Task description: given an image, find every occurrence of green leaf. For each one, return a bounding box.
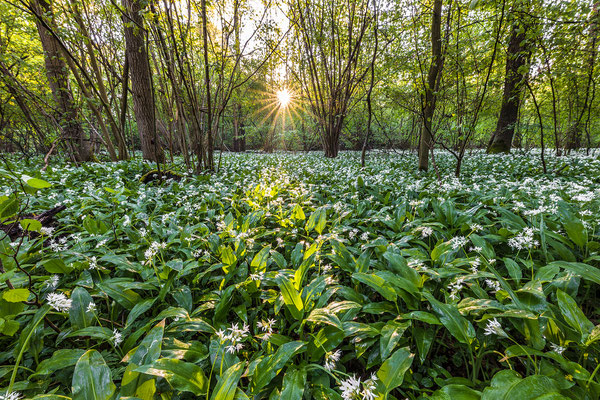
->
[279,366,307,400]
[40,259,71,274]
[3,289,30,303]
[377,347,414,394]
[72,350,116,400]
[379,320,410,360]
[561,210,587,248]
[251,246,271,272]
[122,320,165,398]
[251,341,306,393]
[19,219,41,232]
[210,361,245,400]
[34,349,86,377]
[22,175,52,189]
[291,204,305,221]
[352,272,397,302]
[134,358,208,396]
[278,277,304,320]
[423,292,475,345]
[69,287,95,330]
[549,261,600,285]
[432,384,482,400]
[481,370,563,399]
[0,196,19,219]
[556,289,594,342]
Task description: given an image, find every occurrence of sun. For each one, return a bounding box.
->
[276,88,292,108]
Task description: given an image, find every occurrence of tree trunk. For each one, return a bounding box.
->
[123,0,163,162]
[418,0,443,171]
[487,9,530,154]
[200,0,214,171]
[31,0,91,162]
[566,1,599,151]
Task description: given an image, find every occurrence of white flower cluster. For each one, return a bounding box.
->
[0,391,21,400]
[112,329,123,346]
[324,349,342,371]
[339,374,378,400]
[47,292,72,312]
[450,236,468,250]
[216,323,250,354]
[417,226,433,238]
[508,227,539,250]
[144,241,167,265]
[484,318,507,338]
[256,318,276,341]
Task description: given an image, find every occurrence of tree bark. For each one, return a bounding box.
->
[566,1,599,151]
[200,0,214,171]
[31,0,91,162]
[487,9,530,154]
[123,0,163,162]
[418,0,443,171]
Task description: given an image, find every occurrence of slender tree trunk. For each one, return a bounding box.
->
[418,0,443,171]
[566,1,599,151]
[361,1,379,168]
[31,0,91,162]
[487,9,530,154]
[123,0,163,162]
[200,0,213,171]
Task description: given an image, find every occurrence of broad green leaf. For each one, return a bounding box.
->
[3,289,30,303]
[40,259,71,274]
[423,292,475,345]
[291,204,305,221]
[22,175,52,189]
[549,261,600,286]
[279,366,307,400]
[251,341,306,393]
[251,246,271,272]
[69,287,94,330]
[72,350,116,400]
[134,358,208,396]
[377,347,414,394]
[556,289,594,342]
[352,272,396,302]
[34,349,86,377]
[278,277,304,320]
[379,320,410,360]
[481,370,563,399]
[19,219,41,232]
[210,361,245,400]
[122,320,165,398]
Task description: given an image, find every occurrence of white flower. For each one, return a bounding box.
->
[324,349,342,371]
[450,236,468,250]
[45,274,60,290]
[484,318,507,338]
[86,302,97,314]
[361,374,378,400]
[88,256,98,270]
[485,279,501,293]
[340,375,361,400]
[257,318,276,340]
[40,226,55,236]
[550,343,566,355]
[112,329,123,346]
[0,391,21,400]
[418,226,433,238]
[508,227,539,250]
[47,292,72,312]
[469,223,483,232]
[360,232,369,241]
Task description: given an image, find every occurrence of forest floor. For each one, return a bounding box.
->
[0,150,599,399]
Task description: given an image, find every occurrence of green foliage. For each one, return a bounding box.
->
[0,151,599,399]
